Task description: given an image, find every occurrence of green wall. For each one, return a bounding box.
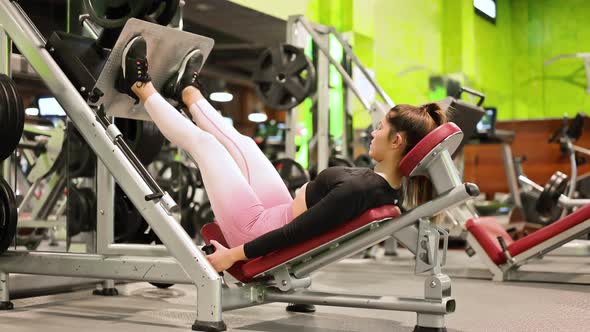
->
[230,0,590,121]
[452,0,514,120]
[510,0,590,119]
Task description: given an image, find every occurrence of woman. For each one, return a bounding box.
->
[117,36,446,272]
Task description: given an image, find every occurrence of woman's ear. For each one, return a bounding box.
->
[390,132,405,150]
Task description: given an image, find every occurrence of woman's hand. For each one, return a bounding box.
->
[205,240,238,272]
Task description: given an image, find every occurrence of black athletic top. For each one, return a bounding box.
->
[243,166,402,258]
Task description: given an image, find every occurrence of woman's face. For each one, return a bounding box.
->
[369,118,393,162]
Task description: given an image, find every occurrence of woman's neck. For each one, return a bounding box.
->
[374,160,403,189]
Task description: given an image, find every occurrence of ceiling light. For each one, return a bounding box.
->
[209,92,233,102]
[25,107,39,116]
[248,112,268,123]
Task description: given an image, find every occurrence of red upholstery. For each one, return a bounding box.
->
[399,123,462,176]
[200,221,253,283]
[465,217,514,265]
[467,204,590,265]
[508,204,590,258]
[201,205,401,283]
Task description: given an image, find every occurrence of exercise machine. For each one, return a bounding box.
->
[202,122,477,332]
[0,3,480,330]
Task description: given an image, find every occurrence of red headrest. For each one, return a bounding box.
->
[399,122,463,177]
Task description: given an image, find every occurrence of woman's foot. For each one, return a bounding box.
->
[116,35,152,102]
[163,49,204,102]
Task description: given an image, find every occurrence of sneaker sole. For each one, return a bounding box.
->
[121,35,143,79]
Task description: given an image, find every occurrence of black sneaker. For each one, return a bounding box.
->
[116,35,151,101]
[163,49,204,102]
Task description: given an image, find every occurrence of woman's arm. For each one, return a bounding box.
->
[206,185,359,272]
[206,241,246,272]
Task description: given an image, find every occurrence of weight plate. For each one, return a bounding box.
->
[66,127,96,178]
[195,201,215,232]
[329,157,355,168]
[116,118,165,166]
[0,74,25,161]
[78,187,97,232]
[272,158,308,197]
[253,44,315,110]
[6,76,25,152]
[67,186,88,237]
[0,75,14,132]
[84,0,151,29]
[308,157,355,180]
[354,154,374,168]
[0,78,7,131]
[157,161,196,206]
[180,206,197,239]
[0,75,16,139]
[536,171,568,219]
[145,0,179,26]
[578,174,590,198]
[0,178,17,255]
[114,187,143,243]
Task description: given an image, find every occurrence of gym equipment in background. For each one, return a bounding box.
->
[0,178,17,255]
[271,158,309,197]
[548,113,589,200]
[508,113,589,227]
[252,44,315,110]
[284,16,390,174]
[545,53,590,94]
[156,160,200,206]
[83,0,180,29]
[115,118,165,166]
[66,186,96,237]
[308,156,355,180]
[464,176,590,282]
[0,74,25,161]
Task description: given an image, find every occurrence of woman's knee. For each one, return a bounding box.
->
[178,130,219,153]
[238,135,260,150]
[193,130,218,145]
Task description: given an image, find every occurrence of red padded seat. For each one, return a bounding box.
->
[466,204,590,265]
[201,205,400,283]
[508,204,590,258]
[399,122,462,176]
[465,217,514,265]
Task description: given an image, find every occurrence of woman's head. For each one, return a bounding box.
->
[369,103,447,162]
[369,102,448,210]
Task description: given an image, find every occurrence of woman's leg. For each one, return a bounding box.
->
[137,84,290,246]
[182,87,293,209]
[118,37,292,246]
[162,48,292,209]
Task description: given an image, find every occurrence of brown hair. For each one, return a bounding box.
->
[386,102,447,210]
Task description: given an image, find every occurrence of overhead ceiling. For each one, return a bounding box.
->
[182,0,287,86]
[16,0,287,86]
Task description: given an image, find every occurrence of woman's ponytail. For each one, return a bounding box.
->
[420,103,446,126]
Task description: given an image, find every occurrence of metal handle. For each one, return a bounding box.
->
[497,236,508,252]
[456,87,485,106]
[431,224,449,267]
[94,106,175,210]
[518,175,544,193]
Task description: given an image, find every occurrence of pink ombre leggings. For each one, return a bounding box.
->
[144,93,293,247]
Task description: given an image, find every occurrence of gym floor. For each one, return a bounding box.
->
[2,250,589,332]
